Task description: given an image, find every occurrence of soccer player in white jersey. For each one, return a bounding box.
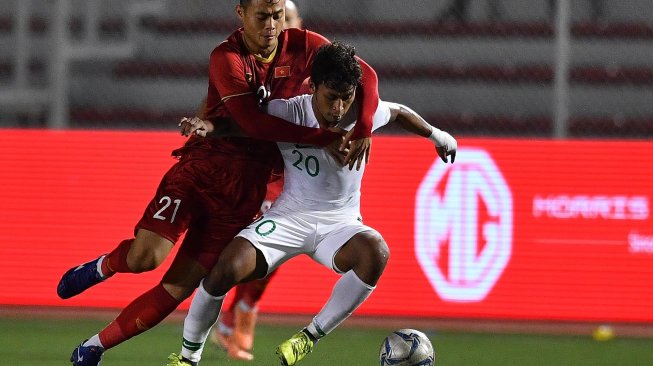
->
[168,41,457,366]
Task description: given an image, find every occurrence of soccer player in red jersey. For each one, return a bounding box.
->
[209,2,302,361]
[58,1,380,366]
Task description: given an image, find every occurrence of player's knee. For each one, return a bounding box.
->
[366,237,390,275]
[203,262,232,296]
[350,232,389,284]
[129,231,173,272]
[162,282,196,301]
[204,252,245,296]
[127,249,167,272]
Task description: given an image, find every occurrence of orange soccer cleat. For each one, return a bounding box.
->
[232,305,258,351]
[210,328,230,351]
[226,342,254,361]
[210,328,254,361]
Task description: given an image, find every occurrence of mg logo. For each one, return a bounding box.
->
[415,148,513,302]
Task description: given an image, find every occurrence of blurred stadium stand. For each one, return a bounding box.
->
[1,0,653,137]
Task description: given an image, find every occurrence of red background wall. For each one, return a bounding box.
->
[1,129,651,322]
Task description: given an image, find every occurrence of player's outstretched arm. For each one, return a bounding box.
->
[179,95,239,137]
[340,56,379,169]
[208,47,340,147]
[177,96,214,137]
[179,116,244,138]
[387,102,457,163]
[224,95,341,146]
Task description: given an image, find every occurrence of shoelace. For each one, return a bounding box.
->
[291,335,311,357]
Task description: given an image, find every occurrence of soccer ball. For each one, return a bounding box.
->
[379,328,435,366]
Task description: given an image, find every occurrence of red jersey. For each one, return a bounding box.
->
[177,28,334,162]
[176,28,379,162]
[209,28,327,109]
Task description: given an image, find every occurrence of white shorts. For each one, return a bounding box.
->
[236,204,377,275]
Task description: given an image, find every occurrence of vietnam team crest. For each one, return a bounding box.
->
[415,148,513,302]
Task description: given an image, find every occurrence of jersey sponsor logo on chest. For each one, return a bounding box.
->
[274,66,291,78]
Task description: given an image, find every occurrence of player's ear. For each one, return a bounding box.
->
[235,5,244,21]
[309,80,316,93]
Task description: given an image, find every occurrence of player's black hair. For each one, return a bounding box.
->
[240,0,282,7]
[311,41,362,93]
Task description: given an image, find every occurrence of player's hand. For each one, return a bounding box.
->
[260,200,273,214]
[340,129,371,171]
[325,135,347,165]
[430,128,457,163]
[179,117,214,137]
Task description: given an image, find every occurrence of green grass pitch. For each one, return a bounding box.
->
[1,315,652,365]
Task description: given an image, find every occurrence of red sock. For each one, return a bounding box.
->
[102,239,133,275]
[98,283,180,349]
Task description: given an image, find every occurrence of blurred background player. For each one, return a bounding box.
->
[208,1,303,361]
[283,0,303,28]
[168,41,456,366]
[58,1,380,365]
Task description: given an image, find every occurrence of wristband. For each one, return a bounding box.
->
[427,125,444,146]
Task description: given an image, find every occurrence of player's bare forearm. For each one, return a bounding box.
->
[388,102,457,163]
[388,103,432,138]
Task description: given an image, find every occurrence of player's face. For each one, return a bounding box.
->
[237,0,286,54]
[312,83,357,127]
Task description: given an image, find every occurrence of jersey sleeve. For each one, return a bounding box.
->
[209,45,338,146]
[339,99,390,133]
[264,99,299,125]
[209,46,252,101]
[371,100,392,132]
[350,56,379,139]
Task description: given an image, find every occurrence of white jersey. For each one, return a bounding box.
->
[265,94,391,214]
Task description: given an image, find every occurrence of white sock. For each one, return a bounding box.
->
[83,334,104,348]
[306,270,374,339]
[237,299,256,313]
[96,255,108,279]
[216,321,233,336]
[180,280,225,363]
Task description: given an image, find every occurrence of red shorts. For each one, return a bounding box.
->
[136,152,273,269]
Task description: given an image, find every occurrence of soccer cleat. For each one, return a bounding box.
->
[233,306,258,351]
[210,329,254,361]
[166,353,198,366]
[57,255,107,299]
[210,328,231,350]
[227,344,255,361]
[276,331,314,366]
[70,341,104,366]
